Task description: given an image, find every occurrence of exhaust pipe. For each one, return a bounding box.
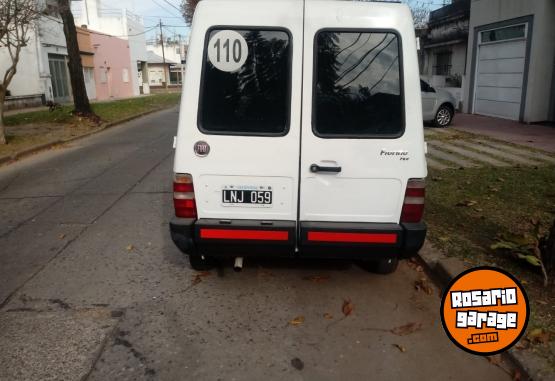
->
[234,257,243,272]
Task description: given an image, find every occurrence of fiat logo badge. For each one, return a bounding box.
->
[194,141,210,157]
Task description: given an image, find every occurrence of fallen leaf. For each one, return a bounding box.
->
[58,233,65,240]
[289,316,305,326]
[390,322,422,336]
[536,300,548,305]
[302,275,330,283]
[497,177,505,182]
[486,355,502,365]
[323,312,333,320]
[406,258,424,272]
[527,328,550,344]
[393,343,406,353]
[126,244,134,251]
[414,278,433,295]
[456,200,477,207]
[514,339,530,350]
[291,357,304,370]
[257,270,274,278]
[191,271,211,285]
[342,299,354,317]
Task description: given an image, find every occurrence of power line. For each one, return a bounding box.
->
[150,0,181,18]
[160,0,182,13]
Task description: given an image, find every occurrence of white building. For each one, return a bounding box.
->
[0,10,73,104]
[146,40,187,86]
[71,0,150,95]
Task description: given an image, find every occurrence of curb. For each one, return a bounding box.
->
[0,105,176,166]
[416,240,552,381]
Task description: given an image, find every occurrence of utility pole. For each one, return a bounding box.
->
[159,19,168,88]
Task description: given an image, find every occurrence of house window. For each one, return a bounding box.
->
[122,68,129,83]
[434,51,452,75]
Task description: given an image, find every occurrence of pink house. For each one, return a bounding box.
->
[90,31,134,100]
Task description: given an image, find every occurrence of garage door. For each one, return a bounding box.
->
[474,24,527,120]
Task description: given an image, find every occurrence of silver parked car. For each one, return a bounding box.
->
[420,79,457,127]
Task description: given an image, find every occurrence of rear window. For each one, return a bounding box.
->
[199,28,291,136]
[313,31,404,138]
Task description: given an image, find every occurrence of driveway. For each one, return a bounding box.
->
[0,108,513,380]
[450,113,555,153]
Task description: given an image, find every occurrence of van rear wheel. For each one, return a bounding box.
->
[189,255,215,271]
[375,257,399,274]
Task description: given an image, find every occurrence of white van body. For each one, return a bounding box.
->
[171,0,427,273]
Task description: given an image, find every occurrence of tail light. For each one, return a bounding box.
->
[401,179,425,223]
[173,173,197,218]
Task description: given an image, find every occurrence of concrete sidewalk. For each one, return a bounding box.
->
[451,113,555,153]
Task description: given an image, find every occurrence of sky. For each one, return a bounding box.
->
[112,0,190,43]
[108,0,446,44]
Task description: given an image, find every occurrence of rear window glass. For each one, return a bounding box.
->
[313,31,404,137]
[199,29,291,135]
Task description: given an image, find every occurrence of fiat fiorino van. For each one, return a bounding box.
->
[170,0,427,273]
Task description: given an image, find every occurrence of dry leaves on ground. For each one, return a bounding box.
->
[390,322,422,336]
[393,343,406,353]
[406,258,424,272]
[323,312,333,320]
[456,200,477,207]
[527,328,551,345]
[191,271,211,285]
[342,299,354,317]
[289,316,305,326]
[302,275,330,283]
[414,278,433,295]
[486,355,502,365]
[126,244,134,251]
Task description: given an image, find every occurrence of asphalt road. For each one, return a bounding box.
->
[0,107,513,381]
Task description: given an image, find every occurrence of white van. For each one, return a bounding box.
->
[170,0,427,273]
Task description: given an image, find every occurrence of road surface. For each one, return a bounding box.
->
[0,107,513,380]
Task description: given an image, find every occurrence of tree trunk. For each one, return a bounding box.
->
[58,0,93,116]
[0,89,6,145]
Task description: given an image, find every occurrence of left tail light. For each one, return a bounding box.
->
[173,173,197,218]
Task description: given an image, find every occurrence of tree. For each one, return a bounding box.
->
[0,0,38,145]
[181,0,201,25]
[56,0,95,118]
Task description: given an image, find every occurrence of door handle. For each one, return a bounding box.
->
[310,164,342,173]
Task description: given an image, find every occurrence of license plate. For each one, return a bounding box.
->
[222,189,272,205]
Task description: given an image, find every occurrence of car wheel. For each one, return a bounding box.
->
[189,255,215,271]
[434,104,453,127]
[375,257,399,274]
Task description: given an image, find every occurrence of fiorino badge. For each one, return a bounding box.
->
[440,267,529,355]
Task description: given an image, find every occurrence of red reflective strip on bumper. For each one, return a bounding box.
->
[200,229,289,241]
[307,231,398,244]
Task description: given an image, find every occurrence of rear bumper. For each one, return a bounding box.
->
[169,218,426,259]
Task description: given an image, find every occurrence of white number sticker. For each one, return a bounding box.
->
[207,30,248,72]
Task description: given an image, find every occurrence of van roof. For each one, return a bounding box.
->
[200,0,403,4]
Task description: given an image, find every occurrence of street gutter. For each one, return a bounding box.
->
[417,240,554,381]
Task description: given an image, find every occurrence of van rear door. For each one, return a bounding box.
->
[175,0,304,223]
[174,1,303,254]
[298,2,426,254]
